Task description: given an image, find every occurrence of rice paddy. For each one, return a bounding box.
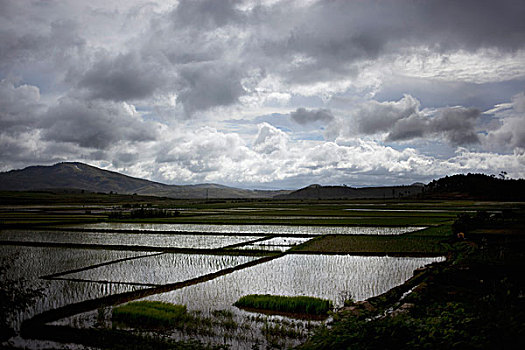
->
[74,222,426,235]
[0,229,264,249]
[60,253,261,285]
[141,254,444,312]
[4,198,505,349]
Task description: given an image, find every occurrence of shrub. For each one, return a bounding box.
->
[234,294,332,315]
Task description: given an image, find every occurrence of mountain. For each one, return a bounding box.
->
[274,184,424,200]
[0,162,290,199]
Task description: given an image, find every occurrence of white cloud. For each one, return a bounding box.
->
[483,92,525,150]
[253,123,289,154]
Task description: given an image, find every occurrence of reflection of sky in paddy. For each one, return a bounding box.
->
[79,222,425,235]
[62,253,260,285]
[0,245,153,279]
[144,254,445,311]
[0,245,150,330]
[0,229,263,248]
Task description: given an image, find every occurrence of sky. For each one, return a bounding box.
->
[1,0,525,189]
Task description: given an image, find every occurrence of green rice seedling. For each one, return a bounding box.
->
[262,323,305,339]
[211,309,234,319]
[234,294,333,315]
[112,301,189,329]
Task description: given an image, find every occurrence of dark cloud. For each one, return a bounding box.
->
[290,108,334,125]
[256,0,525,83]
[386,115,427,141]
[39,98,159,149]
[355,95,420,135]
[0,18,84,72]
[0,79,43,131]
[431,108,481,145]
[386,107,481,145]
[171,0,242,29]
[331,95,481,145]
[410,0,525,52]
[78,53,166,101]
[177,63,246,115]
[112,152,139,168]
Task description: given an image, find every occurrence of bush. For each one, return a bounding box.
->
[234,294,332,315]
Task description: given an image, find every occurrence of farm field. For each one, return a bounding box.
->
[1,195,523,349]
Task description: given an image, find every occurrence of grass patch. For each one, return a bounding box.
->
[234,294,332,316]
[405,225,453,237]
[112,301,189,329]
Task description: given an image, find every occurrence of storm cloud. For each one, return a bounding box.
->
[78,53,167,102]
[385,105,481,145]
[291,108,334,125]
[40,98,159,149]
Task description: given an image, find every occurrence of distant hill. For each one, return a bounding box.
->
[2,164,523,201]
[274,184,424,200]
[0,162,289,199]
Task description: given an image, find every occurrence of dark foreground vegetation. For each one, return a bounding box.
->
[108,208,180,219]
[298,211,525,349]
[424,173,525,201]
[234,294,333,316]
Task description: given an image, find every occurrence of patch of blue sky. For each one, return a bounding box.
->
[375,77,525,111]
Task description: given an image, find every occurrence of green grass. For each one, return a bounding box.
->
[234,294,333,316]
[112,301,189,329]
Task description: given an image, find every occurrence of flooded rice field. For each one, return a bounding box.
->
[0,229,264,249]
[73,222,425,235]
[1,223,442,349]
[1,245,150,330]
[60,253,261,286]
[0,245,157,279]
[141,254,444,310]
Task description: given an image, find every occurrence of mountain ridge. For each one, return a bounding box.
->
[2,163,523,200]
[0,162,289,199]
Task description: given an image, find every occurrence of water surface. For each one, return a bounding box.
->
[75,223,424,235]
